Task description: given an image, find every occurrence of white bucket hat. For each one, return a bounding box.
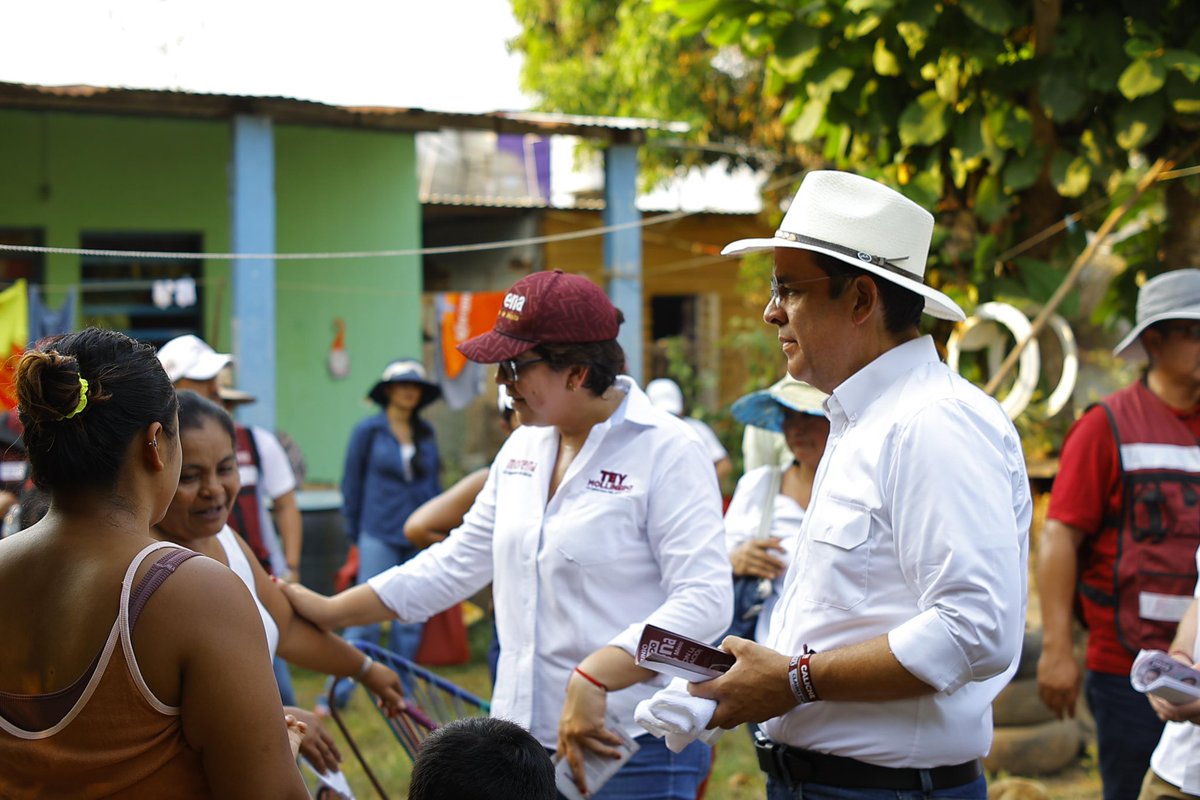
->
[1112,268,1200,360]
[722,170,965,322]
[646,378,685,415]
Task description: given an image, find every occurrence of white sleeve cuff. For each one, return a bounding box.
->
[366,566,411,621]
[888,608,972,694]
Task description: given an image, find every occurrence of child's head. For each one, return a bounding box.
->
[407,717,554,800]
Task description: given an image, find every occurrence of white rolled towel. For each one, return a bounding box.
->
[634,677,723,753]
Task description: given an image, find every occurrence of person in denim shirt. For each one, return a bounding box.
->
[325,359,441,710]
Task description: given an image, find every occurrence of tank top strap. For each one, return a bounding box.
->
[128,548,200,631]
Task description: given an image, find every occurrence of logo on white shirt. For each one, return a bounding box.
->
[586,469,633,494]
[503,458,537,476]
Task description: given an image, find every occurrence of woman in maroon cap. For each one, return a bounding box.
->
[284,270,733,799]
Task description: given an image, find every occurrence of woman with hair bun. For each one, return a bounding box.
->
[0,328,309,798]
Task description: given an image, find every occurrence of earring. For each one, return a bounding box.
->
[148,439,158,448]
[566,382,575,391]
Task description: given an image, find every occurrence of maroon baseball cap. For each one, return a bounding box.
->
[458,270,621,363]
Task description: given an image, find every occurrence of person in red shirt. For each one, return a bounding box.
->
[1038,269,1200,800]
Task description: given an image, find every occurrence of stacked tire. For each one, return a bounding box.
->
[984,630,1085,776]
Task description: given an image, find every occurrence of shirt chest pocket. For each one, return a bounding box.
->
[799,496,872,610]
[554,493,638,567]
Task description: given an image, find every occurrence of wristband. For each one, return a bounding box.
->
[788,651,819,704]
[573,666,609,692]
[356,654,374,681]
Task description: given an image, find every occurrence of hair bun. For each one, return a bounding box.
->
[16,349,85,425]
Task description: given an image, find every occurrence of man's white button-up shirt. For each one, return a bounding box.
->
[762,336,1032,767]
[368,377,733,747]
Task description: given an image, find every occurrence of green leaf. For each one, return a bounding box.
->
[997,106,1033,152]
[1115,96,1165,150]
[671,0,724,22]
[974,173,1011,224]
[1050,151,1092,197]
[1125,38,1161,60]
[1038,68,1086,120]
[806,63,855,100]
[707,15,744,46]
[1118,57,1167,99]
[899,90,949,146]
[959,0,1016,35]
[973,233,999,279]
[790,97,828,142]
[845,12,883,39]
[899,167,942,209]
[934,53,962,105]
[873,37,901,76]
[1002,144,1044,194]
[772,24,822,81]
[1168,74,1200,113]
[1162,49,1200,82]
[845,0,893,11]
[896,20,928,57]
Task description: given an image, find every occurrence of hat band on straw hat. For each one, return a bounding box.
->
[774,230,918,282]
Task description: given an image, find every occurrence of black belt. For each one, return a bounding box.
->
[755,736,982,791]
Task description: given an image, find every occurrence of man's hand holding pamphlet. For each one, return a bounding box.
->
[1130,649,1200,705]
[633,624,730,752]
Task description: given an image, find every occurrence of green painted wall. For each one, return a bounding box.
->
[274,125,422,484]
[0,110,230,311]
[0,110,424,484]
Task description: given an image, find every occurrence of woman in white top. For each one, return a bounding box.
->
[283,270,733,800]
[724,379,829,641]
[151,391,405,775]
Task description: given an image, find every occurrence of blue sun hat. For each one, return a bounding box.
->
[731,377,828,433]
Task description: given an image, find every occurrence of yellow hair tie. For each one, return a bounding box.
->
[63,376,89,420]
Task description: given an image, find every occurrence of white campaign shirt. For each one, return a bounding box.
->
[682,417,728,463]
[762,336,1031,767]
[1149,547,1200,794]
[724,465,806,639]
[368,377,733,747]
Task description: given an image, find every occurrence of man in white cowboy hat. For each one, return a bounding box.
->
[690,170,1031,799]
[1037,269,1200,800]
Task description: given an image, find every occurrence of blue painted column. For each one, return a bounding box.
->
[230,114,276,431]
[603,141,643,384]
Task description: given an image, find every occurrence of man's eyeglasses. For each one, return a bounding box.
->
[497,357,547,383]
[769,275,832,309]
[1161,321,1200,341]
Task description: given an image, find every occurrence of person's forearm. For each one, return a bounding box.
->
[276,615,368,678]
[284,582,397,630]
[1171,599,1198,657]
[808,634,936,702]
[272,493,303,577]
[1038,521,1083,656]
[574,646,656,692]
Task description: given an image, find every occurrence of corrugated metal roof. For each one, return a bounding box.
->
[0,82,686,141]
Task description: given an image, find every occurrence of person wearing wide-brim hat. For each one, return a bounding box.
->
[280,270,732,799]
[722,379,829,644]
[322,358,443,711]
[1038,268,1200,800]
[686,170,1031,800]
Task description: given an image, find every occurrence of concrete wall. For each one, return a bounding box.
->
[0,110,424,484]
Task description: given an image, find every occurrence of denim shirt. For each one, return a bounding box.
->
[341,413,441,546]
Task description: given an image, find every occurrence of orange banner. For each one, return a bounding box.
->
[439,291,506,380]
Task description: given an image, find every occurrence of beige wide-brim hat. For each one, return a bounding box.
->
[722,170,965,322]
[1112,268,1200,360]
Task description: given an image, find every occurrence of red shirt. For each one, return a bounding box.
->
[1047,391,1200,674]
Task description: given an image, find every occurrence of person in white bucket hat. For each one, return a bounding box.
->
[690,171,1031,800]
[1037,268,1200,800]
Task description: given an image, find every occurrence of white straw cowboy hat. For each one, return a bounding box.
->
[1113,268,1200,360]
[722,170,965,322]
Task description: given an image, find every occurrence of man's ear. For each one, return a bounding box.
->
[849,275,880,326]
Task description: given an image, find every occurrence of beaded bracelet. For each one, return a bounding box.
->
[356,654,375,680]
[788,651,819,704]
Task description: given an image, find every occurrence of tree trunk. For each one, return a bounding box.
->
[1162,179,1200,268]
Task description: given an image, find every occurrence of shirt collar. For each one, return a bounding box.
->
[612,375,657,428]
[827,336,939,422]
